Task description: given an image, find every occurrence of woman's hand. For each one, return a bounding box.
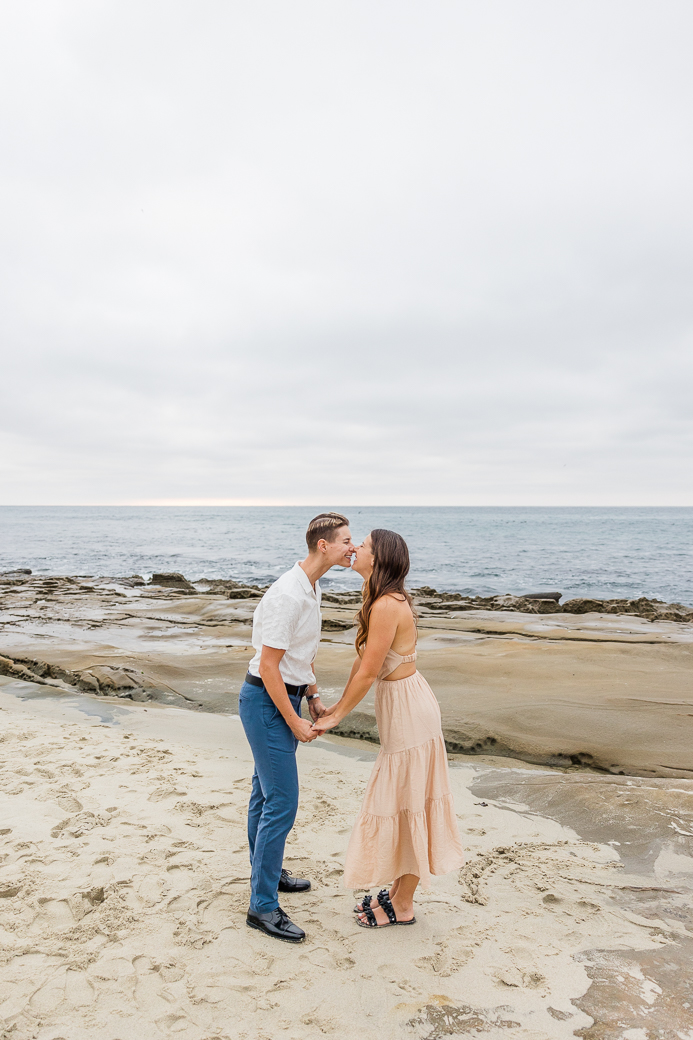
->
[311,713,342,735]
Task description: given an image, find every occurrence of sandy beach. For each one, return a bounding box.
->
[2,679,693,1040]
[2,572,693,1037]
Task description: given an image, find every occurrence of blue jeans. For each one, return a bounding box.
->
[238,680,301,914]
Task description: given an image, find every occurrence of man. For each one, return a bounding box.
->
[239,512,355,942]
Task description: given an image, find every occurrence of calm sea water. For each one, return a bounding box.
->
[0,506,691,605]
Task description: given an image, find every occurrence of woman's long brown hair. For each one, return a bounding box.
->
[355,529,416,654]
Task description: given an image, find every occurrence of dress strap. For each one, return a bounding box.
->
[377,646,418,680]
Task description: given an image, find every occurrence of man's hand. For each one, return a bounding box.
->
[307,696,327,722]
[291,716,318,743]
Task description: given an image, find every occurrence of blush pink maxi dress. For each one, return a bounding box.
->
[343,647,465,890]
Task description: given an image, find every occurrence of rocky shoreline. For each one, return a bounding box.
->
[2,567,692,778]
[410,587,693,622]
[3,568,692,621]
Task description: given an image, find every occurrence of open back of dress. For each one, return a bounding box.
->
[377,646,417,680]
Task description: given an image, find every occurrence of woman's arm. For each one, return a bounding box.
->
[311,598,399,733]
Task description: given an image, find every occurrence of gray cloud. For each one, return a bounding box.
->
[1,0,692,504]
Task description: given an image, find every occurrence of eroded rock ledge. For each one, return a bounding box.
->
[1,569,691,621]
[408,588,693,623]
[0,653,202,709]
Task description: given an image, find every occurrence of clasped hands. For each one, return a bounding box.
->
[292,696,341,740]
[308,699,341,736]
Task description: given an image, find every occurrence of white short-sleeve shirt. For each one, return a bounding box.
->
[247,562,321,686]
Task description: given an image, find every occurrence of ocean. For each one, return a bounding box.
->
[1,506,692,605]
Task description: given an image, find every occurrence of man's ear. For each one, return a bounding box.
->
[317,538,328,554]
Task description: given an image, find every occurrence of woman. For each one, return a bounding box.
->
[312,529,465,929]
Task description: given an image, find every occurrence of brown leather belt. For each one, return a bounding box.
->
[245,671,308,698]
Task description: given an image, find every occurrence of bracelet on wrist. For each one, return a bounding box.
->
[306,692,319,701]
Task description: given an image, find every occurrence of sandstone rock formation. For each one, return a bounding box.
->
[0,653,201,707]
[149,572,196,592]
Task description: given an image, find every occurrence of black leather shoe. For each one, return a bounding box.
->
[246,906,305,943]
[278,868,311,893]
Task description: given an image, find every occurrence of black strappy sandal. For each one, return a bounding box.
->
[356,891,416,929]
[353,888,389,914]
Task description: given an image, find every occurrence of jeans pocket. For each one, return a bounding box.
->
[261,697,281,724]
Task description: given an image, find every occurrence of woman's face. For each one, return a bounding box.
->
[352,533,374,579]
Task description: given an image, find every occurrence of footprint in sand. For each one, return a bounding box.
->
[30,968,95,1013]
[200,892,246,929]
[88,955,137,981]
[148,787,188,802]
[50,811,108,839]
[54,793,83,813]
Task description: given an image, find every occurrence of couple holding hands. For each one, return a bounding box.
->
[239,512,464,943]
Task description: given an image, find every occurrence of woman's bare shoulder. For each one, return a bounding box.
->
[371,593,411,617]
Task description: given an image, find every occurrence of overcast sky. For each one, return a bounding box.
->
[1,1,691,506]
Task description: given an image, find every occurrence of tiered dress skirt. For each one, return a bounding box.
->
[343,671,465,889]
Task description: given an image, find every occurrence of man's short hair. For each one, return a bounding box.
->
[306,512,350,552]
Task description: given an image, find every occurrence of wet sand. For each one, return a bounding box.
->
[1,679,692,1039]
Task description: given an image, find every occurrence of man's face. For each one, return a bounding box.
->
[322,526,356,568]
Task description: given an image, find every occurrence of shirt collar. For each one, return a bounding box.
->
[294,561,319,598]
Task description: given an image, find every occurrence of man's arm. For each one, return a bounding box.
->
[305,681,327,722]
[258,645,316,743]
